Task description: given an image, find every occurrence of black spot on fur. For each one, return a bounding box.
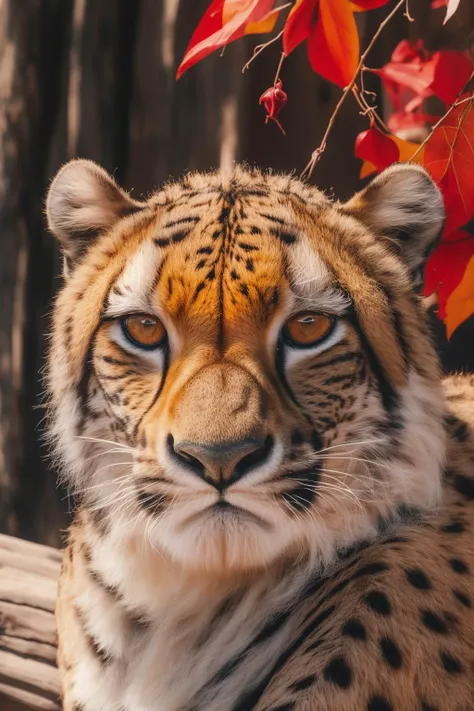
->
[453,589,471,607]
[379,637,402,668]
[453,473,474,500]
[364,590,391,615]
[240,283,250,297]
[421,610,449,634]
[441,520,465,533]
[440,651,462,674]
[230,270,239,281]
[196,259,207,269]
[238,242,258,251]
[323,656,352,688]
[450,558,469,573]
[192,282,206,301]
[197,246,213,255]
[452,422,470,442]
[250,225,261,235]
[406,568,432,590]
[245,259,254,272]
[421,702,439,711]
[367,696,393,711]
[342,618,367,641]
[289,675,316,691]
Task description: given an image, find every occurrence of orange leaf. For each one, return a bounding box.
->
[308,0,359,87]
[424,99,474,234]
[446,252,474,338]
[423,232,474,321]
[177,0,275,78]
[283,0,317,56]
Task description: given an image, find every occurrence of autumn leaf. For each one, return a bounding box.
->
[308,0,359,87]
[373,42,473,109]
[355,125,399,172]
[445,252,474,337]
[351,0,390,10]
[283,0,317,55]
[356,128,421,177]
[284,0,360,87]
[177,0,280,79]
[423,233,474,321]
[424,98,474,235]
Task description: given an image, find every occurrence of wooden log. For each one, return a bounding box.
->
[0,535,61,711]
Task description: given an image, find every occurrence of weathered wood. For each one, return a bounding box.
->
[0,534,61,711]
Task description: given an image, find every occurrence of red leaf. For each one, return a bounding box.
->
[351,0,389,9]
[424,99,474,234]
[388,111,437,135]
[374,43,473,107]
[423,232,474,320]
[391,39,426,64]
[355,125,399,171]
[283,0,318,56]
[430,51,473,105]
[177,0,275,78]
[308,0,359,87]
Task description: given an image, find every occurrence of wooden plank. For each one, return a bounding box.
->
[0,535,61,710]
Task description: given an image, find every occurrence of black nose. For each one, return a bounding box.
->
[167,434,273,489]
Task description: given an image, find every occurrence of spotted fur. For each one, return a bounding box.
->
[46,161,474,711]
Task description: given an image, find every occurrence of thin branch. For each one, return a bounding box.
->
[409,75,474,162]
[273,50,285,87]
[242,30,284,74]
[301,0,406,180]
[352,85,391,133]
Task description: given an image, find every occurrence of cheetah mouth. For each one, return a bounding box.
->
[180,499,270,530]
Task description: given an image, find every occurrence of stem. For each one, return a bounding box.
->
[242,30,284,74]
[273,50,285,87]
[301,0,406,180]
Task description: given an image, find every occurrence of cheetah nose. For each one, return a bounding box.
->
[167,434,274,489]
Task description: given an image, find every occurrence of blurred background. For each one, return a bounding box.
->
[0,0,472,547]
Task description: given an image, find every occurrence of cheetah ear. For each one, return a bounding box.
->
[46,159,144,269]
[342,164,445,290]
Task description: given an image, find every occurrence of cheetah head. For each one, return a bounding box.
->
[46,161,446,574]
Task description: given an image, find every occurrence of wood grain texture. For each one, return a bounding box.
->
[0,534,61,711]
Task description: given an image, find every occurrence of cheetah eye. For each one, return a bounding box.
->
[121,314,167,349]
[283,312,335,348]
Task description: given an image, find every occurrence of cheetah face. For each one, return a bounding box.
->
[47,161,446,573]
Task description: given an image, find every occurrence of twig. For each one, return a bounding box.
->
[242,30,284,73]
[274,50,285,87]
[352,85,391,133]
[301,0,405,180]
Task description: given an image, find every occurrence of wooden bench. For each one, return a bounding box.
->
[0,534,61,710]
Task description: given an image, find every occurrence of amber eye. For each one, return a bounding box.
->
[283,312,334,347]
[121,314,166,349]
